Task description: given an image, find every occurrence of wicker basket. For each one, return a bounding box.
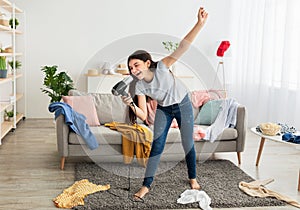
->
[260,122,281,136]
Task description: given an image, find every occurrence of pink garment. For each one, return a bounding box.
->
[191,90,211,108]
[191,90,226,108]
[193,125,206,141]
[170,119,179,128]
[145,99,157,126]
[146,99,178,127]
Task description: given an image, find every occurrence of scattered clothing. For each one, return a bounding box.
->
[256,122,297,136]
[239,178,300,208]
[282,133,300,144]
[177,189,212,210]
[204,98,239,142]
[104,122,153,167]
[278,122,297,134]
[191,90,225,108]
[145,98,157,126]
[145,98,179,129]
[193,125,206,141]
[53,179,110,208]
[48,102,99,150]
[191,90,211,108]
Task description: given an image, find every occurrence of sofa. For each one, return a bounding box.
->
[55,91,247,170]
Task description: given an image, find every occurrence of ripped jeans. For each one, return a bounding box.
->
[143,94,196,188]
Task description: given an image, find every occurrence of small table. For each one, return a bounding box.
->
[250,127,300,191]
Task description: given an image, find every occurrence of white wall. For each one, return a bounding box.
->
[12,0,232,118]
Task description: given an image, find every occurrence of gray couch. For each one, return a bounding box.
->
[56,92,247,170]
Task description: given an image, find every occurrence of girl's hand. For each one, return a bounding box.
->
[121,93,134,106]
[198,7,208,26]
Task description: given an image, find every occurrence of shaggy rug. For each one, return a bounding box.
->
[73,159,285,210]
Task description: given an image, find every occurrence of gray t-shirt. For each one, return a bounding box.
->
[135,60,188,106]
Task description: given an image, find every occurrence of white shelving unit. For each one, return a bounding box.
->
[0,0,25,144]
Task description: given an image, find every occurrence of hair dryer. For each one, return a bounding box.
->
[111,75,134,97]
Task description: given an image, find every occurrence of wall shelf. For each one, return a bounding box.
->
[0,0,25,143]
[0,0,22,13]
[1,121,13,140]
[0,25,22,34]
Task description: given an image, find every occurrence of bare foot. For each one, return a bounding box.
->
[134,186,150,200]
[189,178,201,190]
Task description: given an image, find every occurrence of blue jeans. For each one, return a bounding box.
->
[143,94,196,188]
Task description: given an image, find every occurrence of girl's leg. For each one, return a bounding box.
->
[134,106,173,199]
[176,95,199,188]
[142,106,173,188]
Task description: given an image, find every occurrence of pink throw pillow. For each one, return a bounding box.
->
[62,95,100,126]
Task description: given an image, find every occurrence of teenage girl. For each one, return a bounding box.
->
[121,7,208,199]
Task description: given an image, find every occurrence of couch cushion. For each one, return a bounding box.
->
[194,100,222,125]
[165,127,238,143]
[69,90,127,124]
[68,125,238,147]
[69,126,122,145]
[62,95,100,126]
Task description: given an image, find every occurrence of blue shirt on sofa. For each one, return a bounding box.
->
[48,102,99,150]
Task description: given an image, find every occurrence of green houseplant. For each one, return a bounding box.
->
[41,65,75,103]
[4,109,14,121]
[8,59,21,74]
[9,18,19,29]
[162,41,179,53]
[0,55,7,78]
[162,41,179,75]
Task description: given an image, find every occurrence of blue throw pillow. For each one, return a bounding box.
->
[195,100,223,125]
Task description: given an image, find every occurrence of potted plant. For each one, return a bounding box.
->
[8,59,22,74]
[4,109,14,121]
[9,18,19,29]
[162,41,179,53]
[0,54,7,78]
[41,65,75,103]
[0,13,9,27]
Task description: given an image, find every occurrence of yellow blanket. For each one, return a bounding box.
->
[105,122,153,167]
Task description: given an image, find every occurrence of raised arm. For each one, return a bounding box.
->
[162,7,208,68]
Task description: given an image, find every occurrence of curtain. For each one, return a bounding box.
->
[228,0,300,129]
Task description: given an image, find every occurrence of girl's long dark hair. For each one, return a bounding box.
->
[127,50,158,72]
[127,50,157,125]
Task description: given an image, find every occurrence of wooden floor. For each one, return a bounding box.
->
[0,119,299,210]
